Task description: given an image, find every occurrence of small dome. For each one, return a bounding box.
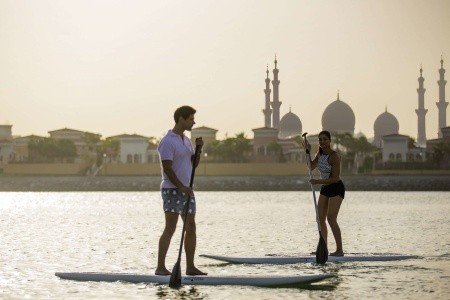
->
[373,108,399,147]
[279,111,302,139]
[321,94,355,134]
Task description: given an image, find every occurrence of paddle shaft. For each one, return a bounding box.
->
[303,135,321,232]
[303,133,328,264]
[170,144,202,287]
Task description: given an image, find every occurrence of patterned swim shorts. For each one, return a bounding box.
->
[161,188,196,215]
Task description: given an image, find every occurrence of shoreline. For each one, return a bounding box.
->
[1,175,449,191]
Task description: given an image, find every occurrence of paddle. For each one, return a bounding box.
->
[169,144,202,288]
[302,132,328,264]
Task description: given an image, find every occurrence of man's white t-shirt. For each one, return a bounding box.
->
[157,130,194,189]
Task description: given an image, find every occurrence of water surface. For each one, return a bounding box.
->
[1,191,449,299]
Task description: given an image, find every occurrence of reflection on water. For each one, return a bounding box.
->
[155,285,206,300]
[0,191,449,299]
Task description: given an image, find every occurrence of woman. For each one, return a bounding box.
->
[305,130,345,256]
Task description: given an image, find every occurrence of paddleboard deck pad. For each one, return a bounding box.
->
[200,254,418,264]
[55,272,334,287]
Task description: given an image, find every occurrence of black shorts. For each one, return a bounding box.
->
[320,180,345,199]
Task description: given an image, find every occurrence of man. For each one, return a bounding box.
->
[155,105,207,276]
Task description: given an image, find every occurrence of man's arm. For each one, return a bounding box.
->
[161,160,193,196]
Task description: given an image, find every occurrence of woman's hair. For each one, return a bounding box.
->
[318,130,331,154]
[319,130,331,140]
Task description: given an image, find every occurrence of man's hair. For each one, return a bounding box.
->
[174,105,196,123]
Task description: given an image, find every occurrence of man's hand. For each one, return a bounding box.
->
[195,137,204,148]
[179,185,194,197]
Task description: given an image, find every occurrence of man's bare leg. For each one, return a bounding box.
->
[155,212,178,275]
[183,214,207,275]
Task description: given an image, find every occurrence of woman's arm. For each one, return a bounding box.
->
[310,153,319,170]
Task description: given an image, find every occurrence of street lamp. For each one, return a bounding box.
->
[419,149,423,175]
[103,153,107,175]
[204,152,208,175]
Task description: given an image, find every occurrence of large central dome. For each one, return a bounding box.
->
[321,94,355,134]
[373,108,399,147]
[279,110,302,139]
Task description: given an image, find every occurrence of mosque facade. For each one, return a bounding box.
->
[252,57,304,162]
[1,57,448,167]
[253,56,447,164]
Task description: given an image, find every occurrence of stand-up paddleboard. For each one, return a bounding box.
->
[55,272,335,287]
[200,254,418,265]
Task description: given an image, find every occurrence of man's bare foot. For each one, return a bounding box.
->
[329,251,344,256]
[186,267,208,276]
[155,267,171,276]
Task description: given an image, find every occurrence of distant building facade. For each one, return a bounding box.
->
[12,135,45,162]
[108,134,153,164]
[190,126,218,148]
[381,134,410,162]
[49,128,101,163]
[0,125,13,164]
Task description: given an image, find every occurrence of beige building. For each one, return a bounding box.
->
[107,134,153,164]
[381,134,410,162]
[190,126,218,147]
[49,128,101,163]
[0,125,13,164]
[12,135,45,162]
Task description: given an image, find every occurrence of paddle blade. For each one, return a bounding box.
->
[315,233,328,264]
[169,261,182,288]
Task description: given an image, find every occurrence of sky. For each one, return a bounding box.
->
[1,0,449,141]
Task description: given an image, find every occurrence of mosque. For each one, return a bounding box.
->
[192,56,449,164]
[1,57,448,167]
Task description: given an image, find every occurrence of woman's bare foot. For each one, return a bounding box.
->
[329,251,344,256]
[186,267,208,276]
[155,267,171,276]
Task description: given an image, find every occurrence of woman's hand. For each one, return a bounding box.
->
[309,178,318,185]
[303,140,311,152]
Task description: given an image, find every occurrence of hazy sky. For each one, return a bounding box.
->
[1,0,449,141]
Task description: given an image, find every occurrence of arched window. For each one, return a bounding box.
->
[127,154,132,163]
[396,153,402,161]
[389,153,395,161]
[257,146,265,155]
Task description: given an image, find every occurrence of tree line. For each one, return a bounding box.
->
[23,132,450,170]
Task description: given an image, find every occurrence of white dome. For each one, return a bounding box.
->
[279,111,302,139]
[321,95,355,134]
[373,108,399,147]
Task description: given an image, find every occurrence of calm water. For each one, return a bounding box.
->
[1,191,449,299]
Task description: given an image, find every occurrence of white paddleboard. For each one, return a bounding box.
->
[200,254,418,264]
[55,272,335,287]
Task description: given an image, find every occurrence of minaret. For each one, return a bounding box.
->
[416,65,427,147]
[270,55,282,129]
[436,56,448,138]
[262,65,272,127]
